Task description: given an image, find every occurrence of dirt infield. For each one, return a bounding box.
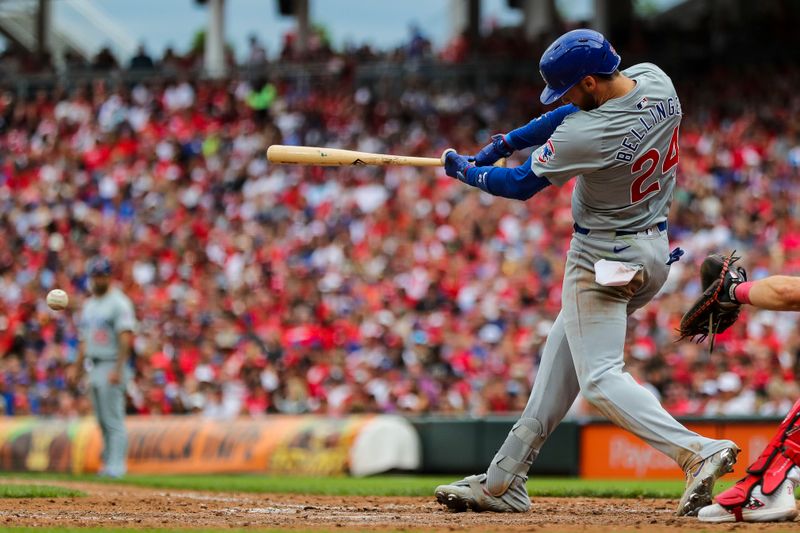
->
[0,480,797,532]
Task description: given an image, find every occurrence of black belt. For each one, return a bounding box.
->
[573,221,667,236]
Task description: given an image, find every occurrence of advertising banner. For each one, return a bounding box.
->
[0,415,420,476]
[580,421,779,479]
[0,417,96,473]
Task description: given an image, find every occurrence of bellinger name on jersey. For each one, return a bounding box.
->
[614,96,683,163]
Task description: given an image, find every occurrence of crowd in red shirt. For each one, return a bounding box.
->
[0,56,798,420]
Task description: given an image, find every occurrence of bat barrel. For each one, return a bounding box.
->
[267,145,442,167]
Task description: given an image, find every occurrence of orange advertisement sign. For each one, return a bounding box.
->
[580,421,778,479]
[117,416,307,474]
[717,422,781,474]
[121,415,375,475]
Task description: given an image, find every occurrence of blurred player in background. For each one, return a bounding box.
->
[434,29,739,517]
[678,261,800,522]
[69,257,137,478]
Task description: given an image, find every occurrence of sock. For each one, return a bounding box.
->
[734,281,753,304]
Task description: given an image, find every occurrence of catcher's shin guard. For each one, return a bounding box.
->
[486,417,545,496]
[715,399,800,521]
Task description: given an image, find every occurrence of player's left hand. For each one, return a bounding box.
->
[442,149,474,183]
[474,134,513,166]
[108,370,120,385]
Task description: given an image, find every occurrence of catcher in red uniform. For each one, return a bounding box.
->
[680,253,800,522]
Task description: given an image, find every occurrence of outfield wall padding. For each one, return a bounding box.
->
[410,417,579,475]
[411,416,784,479]
[0,415,420,477]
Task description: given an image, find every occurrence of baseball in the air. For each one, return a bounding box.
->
[46,289,69,311]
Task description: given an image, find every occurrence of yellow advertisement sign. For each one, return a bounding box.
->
[0,417,96,473]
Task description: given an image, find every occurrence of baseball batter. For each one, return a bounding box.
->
[72,257,136,478]
[435,29,739,517]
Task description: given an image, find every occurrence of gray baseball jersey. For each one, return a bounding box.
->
[479,62,736,501]
[80,286,136,478]
[79,287,136,361]
[531,63,682,231]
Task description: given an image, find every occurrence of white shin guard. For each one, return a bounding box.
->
[486,417,545,496]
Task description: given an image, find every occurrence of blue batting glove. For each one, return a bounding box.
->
[474,134,514,166]
[443,149,474,184]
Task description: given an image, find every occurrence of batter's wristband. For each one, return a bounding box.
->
[494,134,514,155]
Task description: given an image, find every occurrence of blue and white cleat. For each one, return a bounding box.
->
[677,444,740,516]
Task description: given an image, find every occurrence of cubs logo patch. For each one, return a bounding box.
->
[537,139,556,164]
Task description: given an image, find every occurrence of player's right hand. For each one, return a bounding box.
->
[442,149,473,183]
[474,134,514,166]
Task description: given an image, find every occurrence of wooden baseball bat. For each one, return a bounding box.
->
[267,145,444,167]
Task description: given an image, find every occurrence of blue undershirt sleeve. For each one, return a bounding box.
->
[504,104,579,150]
[463,155,551,201]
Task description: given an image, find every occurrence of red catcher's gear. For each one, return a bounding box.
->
[715,399,800,522]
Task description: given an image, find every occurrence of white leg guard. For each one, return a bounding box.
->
[486,417,545,496]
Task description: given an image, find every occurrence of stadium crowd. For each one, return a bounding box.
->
[0,21,526,76]
[0,42,799,420]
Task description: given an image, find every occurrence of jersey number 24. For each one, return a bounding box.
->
[630,126,679,204]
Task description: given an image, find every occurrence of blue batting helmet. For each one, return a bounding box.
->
[87,256,112,277]
[539,29,621,105]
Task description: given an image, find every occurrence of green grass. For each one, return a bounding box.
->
[0,484,84,498]
[0,472,730,499]
[5,471,800,500]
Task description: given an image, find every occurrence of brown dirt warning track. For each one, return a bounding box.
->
[0,480,797,532]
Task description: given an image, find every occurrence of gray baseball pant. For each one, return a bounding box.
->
[486,228,733,495]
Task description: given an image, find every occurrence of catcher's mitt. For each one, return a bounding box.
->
[678,252,747,350]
